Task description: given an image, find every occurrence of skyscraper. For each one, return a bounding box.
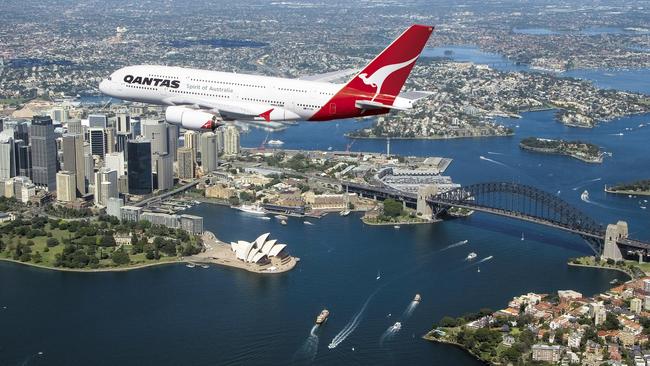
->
[115,132,129,152]
[62,133,86,196]
[129,118,141,138]
[104,152,125,176]
[56,171,76,202]
[177,147,195,180]
[88,114,108,129]
[17,144,31,179]
[116,111,131,134]
[200,131,218,173]
[94,167,118,207]
[167,123,178,161]
[88,127,107,158]
[105,127,116,154]
[84,151,95,186]
[67,119,83,135]
[215,126,224,154]
[223,125,240,156]
[30,115,58,191]
[154,153,174,191]
[0,134,15,180]
[183,130,198,163]
[127,139,152,195]
[142,119,168,156]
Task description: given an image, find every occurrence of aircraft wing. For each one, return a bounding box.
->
[162,96,274,121]
[298,68,358,83]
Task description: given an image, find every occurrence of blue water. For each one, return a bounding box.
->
[563,69,650,94]
[422,46,529,72]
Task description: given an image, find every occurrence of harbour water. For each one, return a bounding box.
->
[1,53,650,365]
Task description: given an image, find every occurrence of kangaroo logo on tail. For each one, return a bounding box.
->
[357,56,419,101]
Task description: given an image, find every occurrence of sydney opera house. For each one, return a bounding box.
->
[230,233,288,265]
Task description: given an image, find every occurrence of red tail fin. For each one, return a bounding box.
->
[310,25,434,121]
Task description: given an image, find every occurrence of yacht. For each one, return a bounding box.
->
[303,221,314,225]
[236,204,266,215]
[267,139,284,146]
[391,322,402,331]
[280,219,288,225]
[413,294,422,302]
[339,210,350,216]
[316,309,330,325]
[393,225,401,229]
[466,252,477,260]
[186,263,196,268]
[581,190,589,201]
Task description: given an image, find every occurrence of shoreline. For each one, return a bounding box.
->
[345,133,514,141]
[0,256,182,273]
[422,333,490,365]
[567,261,635,279]
[519,144,603,163]
[604,188,650,197]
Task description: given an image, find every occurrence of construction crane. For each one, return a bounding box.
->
[345,139,356,153]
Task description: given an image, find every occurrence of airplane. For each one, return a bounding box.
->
[98,24,434,131]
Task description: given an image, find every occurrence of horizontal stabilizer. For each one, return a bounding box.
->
[355,100,408,111]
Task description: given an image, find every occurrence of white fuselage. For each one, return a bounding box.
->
[99,65,344,121]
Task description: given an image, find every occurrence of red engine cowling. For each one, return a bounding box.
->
[165,106,220,130]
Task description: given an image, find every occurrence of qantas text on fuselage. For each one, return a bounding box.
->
[99,25,434,131]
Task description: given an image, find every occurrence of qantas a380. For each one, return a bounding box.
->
[99,25,434,131]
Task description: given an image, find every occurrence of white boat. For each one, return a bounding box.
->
[186,263,196,268]
[280,219,287,225]
[521,233,525,241]
[393,225,400,229]
[466,252,477,260]
[339,210,350,216]
[236,204,266,215]
[391,322,402,331]
[303,221,314,225]
[477,267,481,273]
[413,294,421,302]
[376,270,381,280]
[275,214,288,220]
[267,139,284,146]
[581,190,589,201]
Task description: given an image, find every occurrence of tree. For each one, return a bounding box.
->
[46,237,60,247]
[439,316,458,328]
[382,199,403,218]
[111,249,130,265]
[100,235,116,247]
[600,312,621,331]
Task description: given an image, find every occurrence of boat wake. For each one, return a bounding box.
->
[476,255,493,265]
[401,300,419,320]
[328,290,378,349]
[379,324,402,347]
[486,151,505,155]
[479,155,508,167]
[292,325,320,365]
[572,177,602,191]
[440,240,468,251]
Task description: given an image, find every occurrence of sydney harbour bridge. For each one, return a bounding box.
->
[343,181,650,260]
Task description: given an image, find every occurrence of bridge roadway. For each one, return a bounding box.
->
[133,177,209,208]
[342,181,650,252]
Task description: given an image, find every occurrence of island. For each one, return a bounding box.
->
[519,137,603,163]
[605,180,650,197]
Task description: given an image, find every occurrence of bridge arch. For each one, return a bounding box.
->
[428,182,605,253]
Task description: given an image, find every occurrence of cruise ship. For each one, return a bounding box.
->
[235,204,266,215]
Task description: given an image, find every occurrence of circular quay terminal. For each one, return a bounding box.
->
[1,1,650,365]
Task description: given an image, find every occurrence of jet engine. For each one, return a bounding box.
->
[165,106,221,130]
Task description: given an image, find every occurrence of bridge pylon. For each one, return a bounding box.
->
[602,221,628,261]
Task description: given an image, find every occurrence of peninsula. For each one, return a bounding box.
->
[605,180,650,197]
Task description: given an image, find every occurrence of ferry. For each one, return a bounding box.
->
[391,322,402,331]
[267,139,284,146]
[466,252,477,260]
[413,294,421,302]
[316,309,330,325]
[186,263,196,268]
[236,204,266,215]
[581,190,589,201]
